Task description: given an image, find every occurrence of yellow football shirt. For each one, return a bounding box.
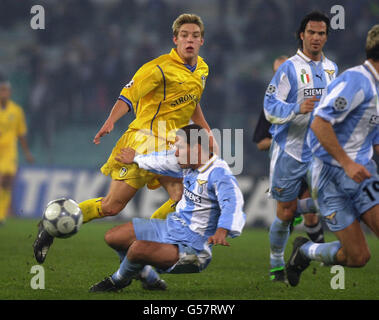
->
[118,48,209,149]
[0,100,27,174]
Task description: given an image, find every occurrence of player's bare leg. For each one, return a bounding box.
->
[0,174,14,224]
[286,217,372,287]
[334,219,371,267]
[361,205,379,237]
[104,221,137,252]
[104,225,180,269]
[159,176,183,202]
[100,180,138,217]
[150,176,183,219]
[127,240,179,270]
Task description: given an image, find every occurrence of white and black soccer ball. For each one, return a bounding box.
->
[42,198,83,238]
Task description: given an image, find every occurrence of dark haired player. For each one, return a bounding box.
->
[89,124,246,292]
[263,11,338,282]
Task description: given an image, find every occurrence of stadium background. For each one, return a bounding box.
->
[1,0,378,225]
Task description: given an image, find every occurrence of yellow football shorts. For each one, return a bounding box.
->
[101,129,168,190]
[0,148,17,175]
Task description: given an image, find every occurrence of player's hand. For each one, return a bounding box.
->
[208,228,230,246]
[343,161,371,183]
[115,147,136,164]
[93,120,114,145]
[300,96,319,114]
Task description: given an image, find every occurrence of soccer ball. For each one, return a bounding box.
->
[42,198,83,238]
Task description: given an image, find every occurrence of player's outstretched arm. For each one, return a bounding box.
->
[311,116,371,183]
[19,135,34,163]
[208,228,230,246]
[93,100,130,144]
[118,148,183,178]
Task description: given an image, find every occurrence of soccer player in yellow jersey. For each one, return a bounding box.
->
[0,79,34,224]
[33,14,215,289]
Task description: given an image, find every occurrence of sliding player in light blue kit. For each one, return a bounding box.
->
[286,24,379,287]
[89,124,246,292]
[263,11,338,282]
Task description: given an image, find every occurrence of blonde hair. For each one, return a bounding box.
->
[366,24,379,51]
[172,13,204,38]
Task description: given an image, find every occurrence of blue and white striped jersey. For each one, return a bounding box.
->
[134,150,246,251]
[264,49,338,162]
[309,60,379,166]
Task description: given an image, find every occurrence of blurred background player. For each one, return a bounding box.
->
[89,124,245,292]
[263,11,338,282]
[286,24,379,287]
[0,77,34,225]
[33,13,215,285]
[253,55,287,152]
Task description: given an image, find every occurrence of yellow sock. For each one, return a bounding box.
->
[150,198,177,219]
[79,197,104,223]
[0,188,11,222]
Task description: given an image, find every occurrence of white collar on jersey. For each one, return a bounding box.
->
[296,49,325,63]
[364,60,379,82]
[197,154,217,173]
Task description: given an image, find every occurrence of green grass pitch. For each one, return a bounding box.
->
[0,218,378,300]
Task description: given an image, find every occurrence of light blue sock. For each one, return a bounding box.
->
[111,256,144,285]
[296,198,317,214]
[139,265,160,284]
[269,217,291,268]
[300,241,341,265]
[116,250,126,262]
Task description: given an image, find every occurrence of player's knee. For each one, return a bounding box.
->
[127,241,146,263]
[277,208,295,222]
[104,229,117,247]
[167,188,182,202]
[277,201,297,221]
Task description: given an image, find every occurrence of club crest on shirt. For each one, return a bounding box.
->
[324,69,335,81]
[197,179,207,194]
[300,69,310,84]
